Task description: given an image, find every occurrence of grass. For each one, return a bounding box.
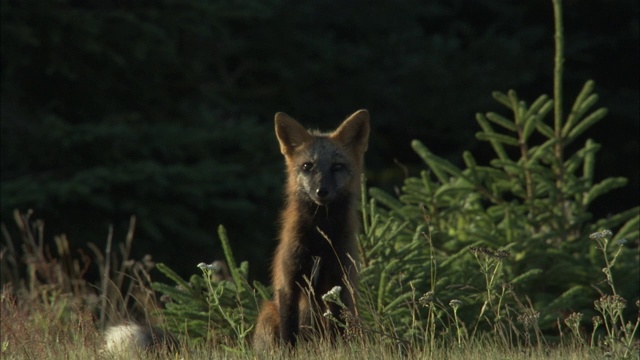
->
[1,211,637,360]
[0,310,606,360]
[0,287,601,360]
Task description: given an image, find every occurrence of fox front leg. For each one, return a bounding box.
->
[277,287,300,346]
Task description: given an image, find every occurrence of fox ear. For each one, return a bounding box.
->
[275,112,313,155]
[331,109,370,153]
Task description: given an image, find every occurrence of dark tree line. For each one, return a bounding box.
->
[1,0,637,280]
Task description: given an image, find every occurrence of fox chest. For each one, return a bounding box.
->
[283,228,346,280]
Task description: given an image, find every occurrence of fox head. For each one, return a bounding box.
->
[275,110,370,206]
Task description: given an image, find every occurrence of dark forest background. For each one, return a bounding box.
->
[1,0,638,282]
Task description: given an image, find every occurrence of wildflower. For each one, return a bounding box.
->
[329,286,342,296]
[589,229,613,240]
[323,309,337,322]
[341,309,362,340]
[616,238,627,245]
[321,286,342,302]
[564,312,583,329]
[449,299,463,310]
[197,262,220,271]
[141,254,155,270]
[594,294,626,313]
[469,247,488,256]
[592,315,602,327]
[470,247,509,259]
[517,310,540,328]
[419,291,435,307]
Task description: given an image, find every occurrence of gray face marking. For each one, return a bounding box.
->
[293,138,354,205]
[308,139,344,165]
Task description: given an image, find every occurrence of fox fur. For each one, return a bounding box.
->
[253,109,370,350]
[103,323,177,356]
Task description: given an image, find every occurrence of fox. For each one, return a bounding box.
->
[253,109,370,350]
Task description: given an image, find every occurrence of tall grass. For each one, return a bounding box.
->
[3,208,636,359]
[0,209,166,359]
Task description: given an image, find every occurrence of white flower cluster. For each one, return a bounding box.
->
[321,286,342,302]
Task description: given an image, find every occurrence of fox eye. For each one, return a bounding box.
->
[301,162,314,172]
[331,163,345,171]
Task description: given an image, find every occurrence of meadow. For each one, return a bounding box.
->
[1,213,637,359]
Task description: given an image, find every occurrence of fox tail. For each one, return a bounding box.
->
[253,300,280,351]
[104,324,176,356]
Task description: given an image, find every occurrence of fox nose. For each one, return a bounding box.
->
[316,188,329,199]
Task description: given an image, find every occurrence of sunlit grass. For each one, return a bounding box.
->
[0,291,600,360]
[1,211,638,360]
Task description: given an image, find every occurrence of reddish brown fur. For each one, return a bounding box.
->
[253,110,369,351]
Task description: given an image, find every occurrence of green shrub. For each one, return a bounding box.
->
[152,225,266,351]
[360,1,639,352]
[363,83,639,346]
